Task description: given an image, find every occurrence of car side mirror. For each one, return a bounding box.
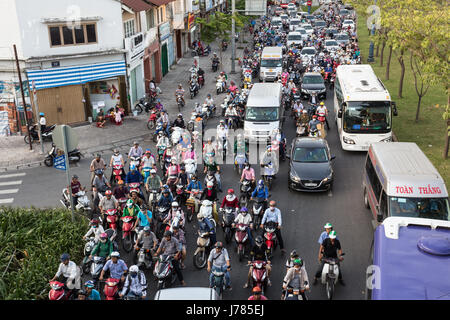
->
[337,109,342,118]
[392,101,398,116]
[376,214,384,223]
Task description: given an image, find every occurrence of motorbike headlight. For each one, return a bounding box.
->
[343,136,356,145]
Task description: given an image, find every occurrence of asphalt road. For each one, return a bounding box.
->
[12,82,374,300]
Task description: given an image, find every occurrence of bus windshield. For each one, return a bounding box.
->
[389,197,450,221]
[343,101,391,133]
[245,107,279,121]
[261,59,282,68]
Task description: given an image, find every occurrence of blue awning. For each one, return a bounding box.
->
[26,60,126,90]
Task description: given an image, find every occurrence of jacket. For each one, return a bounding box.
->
[283,267,309,290]
[91,240,113,258]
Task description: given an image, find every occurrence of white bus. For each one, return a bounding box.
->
[334,64,398,151]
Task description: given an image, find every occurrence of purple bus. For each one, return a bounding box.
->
[367,217,450,300]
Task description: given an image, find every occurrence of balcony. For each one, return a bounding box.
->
[125,32,145,62]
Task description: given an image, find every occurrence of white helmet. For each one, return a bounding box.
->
[202,199,212,206]
[172,201,179,207]
[111,251,120,258]
[129,265,139,273]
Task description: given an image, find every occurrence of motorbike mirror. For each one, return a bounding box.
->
[330,155,336,160]
[337,109,342,118]
[392,101,398,116]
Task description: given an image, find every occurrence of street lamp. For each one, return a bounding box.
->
[367,0,377,62]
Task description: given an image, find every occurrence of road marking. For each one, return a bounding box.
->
[0,173,26,179]
[0,189,19,194]
[0,198,14,204]
[0,180,22,186]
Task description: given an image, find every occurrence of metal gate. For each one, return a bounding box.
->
[161,43,168,76]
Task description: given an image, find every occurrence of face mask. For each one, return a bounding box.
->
[130,272,137,278]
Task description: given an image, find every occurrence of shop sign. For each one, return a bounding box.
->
[159,22,171,41]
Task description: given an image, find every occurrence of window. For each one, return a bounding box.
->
[48,23,97,47]
[379,191,388,218]
[365,158,382,201]
[146,9,155,29]
[156,8,160,24]
[123,19,136,38]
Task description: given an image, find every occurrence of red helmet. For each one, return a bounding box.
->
[227,188,234,194]
[100,233,108,239]
[105,190,112,196]
[252,286,262,293]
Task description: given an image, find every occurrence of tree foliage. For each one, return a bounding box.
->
[195,11,245,44]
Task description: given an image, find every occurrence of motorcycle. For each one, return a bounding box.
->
[154,254,177,290]
[185,189,201,222]
[189,82,198,99]
[157,145,167,164]
[174,183,186,207]
[118,197,127,212]
[60,189,91,213]
[234,153,247,176]
[147,189,160,214]
[171,127,183,146]
[128,182,141,196]
[187,112,197,132]
[317,111,327,130]
[135,245,156,270]
[103,278,120,300]
[147,109,158,130]
[263,221,278,259]
[183,158,197,180]
[24,124,55,144]
[221,40,228,51]
[250,260,268,294]
[262,163,275,190]
[176,95,185,112]
[283,287,305,300]
[121,216,137,253]
[48,281,75,300]
[212,59,220,72]
[239,179,252,208]
[216,78,225,95]
[321,253,345,300]
[81,236,96,275]
[211,265,228,299]
[198,74,205,88]
[90,255,106,284]
[112,164,124,186]
[220,207,235,244]
[152,122,164,143]
[235,223,249,262]
[309,127,319,137]
[104,209,119,233]
[193,229,213,269]
[141,167,151,183]
[134,97,153,114]
[129,156,141,171]
[44,144,82,167]
[296,123,308,137]
[155,205,171,239]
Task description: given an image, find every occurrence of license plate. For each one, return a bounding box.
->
[304,183,317,187]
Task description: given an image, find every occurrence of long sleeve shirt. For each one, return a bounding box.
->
[234,213,252,226]
[55,261,78,279]
[84,225,105,241]
[261,207,282,226]
[221,195,239,209]
[251,186,269,199]
[120,271,147,297]
[283,267,309,290]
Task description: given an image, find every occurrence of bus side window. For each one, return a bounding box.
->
[379,191,388,220]
[365,158,382,202]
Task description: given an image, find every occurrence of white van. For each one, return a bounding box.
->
[363,142,449,223]
[259,46,283,82]
[244,83,283,143]
[271,17,282,29]
[289,18,302,31]
[287,31,303,47]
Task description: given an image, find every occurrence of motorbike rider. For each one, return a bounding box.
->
[140,149,156,172]
[318,222,338,245]
[203,137,217,158]
[250,179,269,212]
[205,94,215,115]
[260,200,286,253]
[197,212,217,246]
[201,181,219,223]
[90,232,113,261]
[128,141,144,164]
[282,258,309,300]
[92,169,111,208]
[220,188,239,214]
[90,153,107,185]
[122,199,141,230]
[119,265,147,300]
[157,186,174,209]
[260,145,278,180]
[313,231,345,285]
[207,242,232,290]
[113,180,129,203]
[84,280,101,300]
[194,102,203,117]
[224,104,238,128]
[316,101,330,130]
[154,230,186,286]
[99,189,119,223]
[134,226,158,255]
[271,128,287,160]
[248,286,268,300]
[50,253,81,293]
[292,100,303,119]
[69,174,85,209]
[172,113,186,129]
[203,154,222,193]
[125,164,145,200]
[218,71,227,90]
[298,109,310,128]
[233,206,254,245]
[186,174,203,213]
[166,158,180,191]
[244,235,272,288]
[172,225,187,269]
[308,114,321,136]
[164,201,185,230]
[109,148,126,178]
[175,84,186,106]
[100,251,128,287]
[240,162,256,189]
[39,112,47,134]
[83,219,105,242]
[211,52,220,68]
[156,110,171,136]
[145,168,163,194]
[154,98,164,112]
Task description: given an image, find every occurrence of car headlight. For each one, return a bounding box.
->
[380,137,392,142]
[322,173,333,183]
[343,136,356,144]
[290,171,301,183]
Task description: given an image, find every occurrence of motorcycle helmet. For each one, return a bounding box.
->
[324,222,333,229]
[39,112,45,116]
[145,149,151,154]
[130,164,136,171]
[126,199,134,208]
[290,249,298,259]
[84,280,95,288]
[302,110,308,114]
[118,180,124,185]
[143,226,151,233]
[90,219,99,226]
[240,207,248,213]
[129,265,139,274]
[202,199,212,206]
[164,230,172,238]
[257,179,264,187]
[150,169,156,174]
[320,102,325,106]
[172,201,179,208]
[113,149,119,155]
[105,190,112,196]
[215,241,223,249]
[158,131,164,137]
[100,233,108,243]
[171,158,177,164]
[227,188,234,194]
[255,236,263,246]
[207,182,214,189]
[329,231,337,239]
[252,286,262,294]
[95,169,103,176]
[197,213,204,220]
[72,174,79,180]
[293,258,303,267]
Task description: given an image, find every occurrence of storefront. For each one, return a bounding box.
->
[26,60,127,125]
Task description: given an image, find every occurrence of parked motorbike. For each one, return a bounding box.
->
[24,124,55,144]
[60,188,91,213]
[134,97,153,114]
[44,144,82,167]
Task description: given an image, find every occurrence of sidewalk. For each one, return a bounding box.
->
[0,38,249,171]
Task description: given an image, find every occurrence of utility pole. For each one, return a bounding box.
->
[230,0,236,74]
[31,81,44,154]
[13,44,32,150]
[367,0,377,62]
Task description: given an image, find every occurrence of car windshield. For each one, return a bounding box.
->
[303,25,312,30]
[336,34,349,40]
[261,59,282,68]
[303,76,324,84]
[315,21,326,26]
[272,20,282,26]
[343,101,392,134]
[296,29,306,34]
[280,15,288,20]
[288,35,303,40]
[290,20,300,25]
[301,48,316,55]
[293,147,329,163]
[343,20,354,24]
[389,197,450,221]
[340,9,349,15]
[245,107,279,121]
[326,41,338,46]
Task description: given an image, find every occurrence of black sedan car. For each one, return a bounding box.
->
[287,137,335,192]
[300,72,327,101]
